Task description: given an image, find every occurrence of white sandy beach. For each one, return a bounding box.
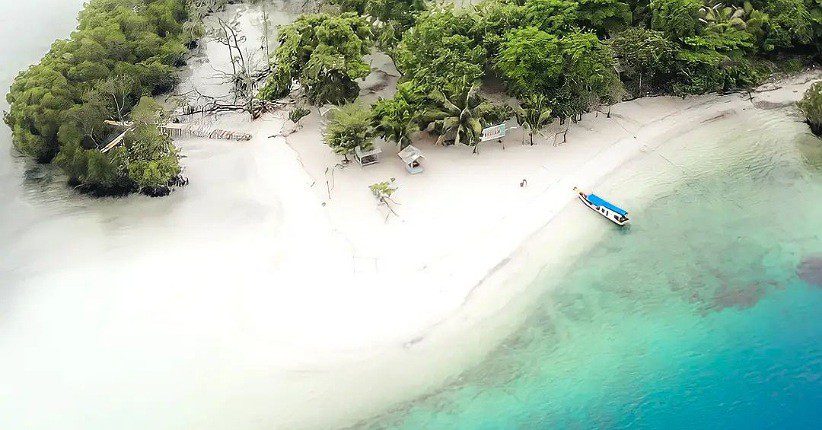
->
[0,2,820,429]
[154,9,822,422]
[233,70,821,428]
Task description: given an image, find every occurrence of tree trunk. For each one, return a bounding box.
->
[638,73,643,96]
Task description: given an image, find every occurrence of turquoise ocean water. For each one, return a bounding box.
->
[366,112,822,429]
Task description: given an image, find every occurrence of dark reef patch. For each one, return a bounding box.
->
[710,282,768,312]
[796,256,822,287]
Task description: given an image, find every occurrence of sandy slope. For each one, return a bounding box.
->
[170,10,820,424]
[204,57,819,426]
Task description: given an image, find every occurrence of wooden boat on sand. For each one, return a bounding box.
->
[574,187,630,226]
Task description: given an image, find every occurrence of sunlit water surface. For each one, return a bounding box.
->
[363,111,822,428]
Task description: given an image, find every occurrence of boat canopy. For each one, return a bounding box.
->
[587,194,628,216]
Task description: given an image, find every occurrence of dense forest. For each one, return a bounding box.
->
[259,0,821,150]
[4,0,205,195]
[5,0,821,196]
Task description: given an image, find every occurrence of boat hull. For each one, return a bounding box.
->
[577,193,630,226]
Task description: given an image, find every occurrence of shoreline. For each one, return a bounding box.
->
[232,69,820,428]
[274,67,822,333]
[0,64,816,430]
[1,73,815,429]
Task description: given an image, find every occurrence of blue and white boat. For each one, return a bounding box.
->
[574,187,630,226]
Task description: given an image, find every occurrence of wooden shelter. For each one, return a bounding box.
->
[398,145,424,174]
[354,146,382,166]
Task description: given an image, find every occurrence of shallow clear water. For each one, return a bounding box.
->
[367,115,822,428]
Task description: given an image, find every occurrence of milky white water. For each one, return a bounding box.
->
[0,3,439,428]
[0,2,296,428]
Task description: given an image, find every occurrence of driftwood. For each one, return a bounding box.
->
[175,99,287,118]
[176,85,290,120]
[100,130,129,153]
[175,12,272,120]
[553,129,569,146]
[324,162,350,200]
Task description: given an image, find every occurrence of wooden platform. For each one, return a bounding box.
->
[101,120,252,153]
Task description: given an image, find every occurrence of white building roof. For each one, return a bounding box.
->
[397,145,424,164]
[355,146,382,157]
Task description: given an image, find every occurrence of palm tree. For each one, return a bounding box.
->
[374,113,415,149]
[515,94,553,145]
[699,2,749,28]
[371,83,421,149]
[323,102,374,160]
[418,83,494,150]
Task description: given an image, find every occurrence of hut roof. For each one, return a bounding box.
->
[398,145,424,164]
[355,146,382,157]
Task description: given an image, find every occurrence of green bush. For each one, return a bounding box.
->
[798,82,822,136]
[371,82,424,148]
[258,68,293,101]
[54,143,132,195]
[672,33,763,95]
[288,107,311,124]
[323,102,375,158]
[125,97,181,195]
[483,104,515,127]
[649,0,702,41]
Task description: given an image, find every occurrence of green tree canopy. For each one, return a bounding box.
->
[496,27,564,97]
[495,27,621,119]
[365,0,426,29]
[469,0,527,57]
[5,0,191,195]
[125,97,181,194]
[394,7,485,97]
[611,27,679,94]
[575,0,632,35]
[756,0,813,50]
[324,102,375,158]
[263,13,373,105]
[522,0,581,33]
[650,0,702,41]
[371,82,424,148]
[417,83,497,148]
[553,31,623,119]
[798,81,822,136]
